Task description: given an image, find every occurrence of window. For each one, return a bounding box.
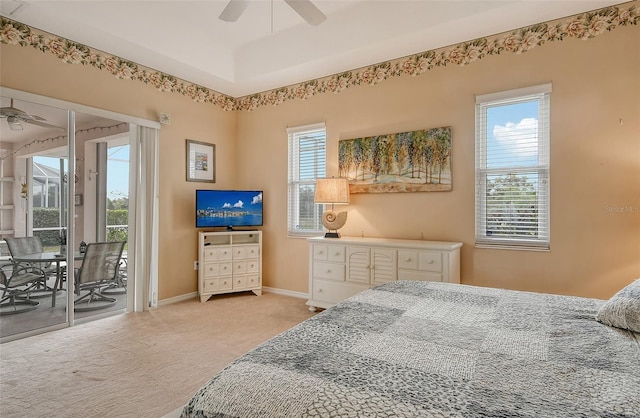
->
[287,123,326,236]
[31,156,67,250]
[475,84,551,250]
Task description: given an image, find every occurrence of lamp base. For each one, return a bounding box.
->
[324,232,341,238]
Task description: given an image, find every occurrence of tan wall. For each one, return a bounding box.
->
[236,25,640,299]
[0,44,237,300]
[2,21,638,301]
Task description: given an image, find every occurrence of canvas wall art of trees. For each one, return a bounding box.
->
[339,127,452,193]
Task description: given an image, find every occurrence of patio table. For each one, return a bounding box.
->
[11,252,83,308]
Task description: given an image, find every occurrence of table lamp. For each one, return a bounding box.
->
[314,177,350,238]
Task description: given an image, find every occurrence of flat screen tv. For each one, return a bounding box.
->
[196,190,263,229]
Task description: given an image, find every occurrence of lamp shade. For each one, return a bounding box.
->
[314,178,350,204]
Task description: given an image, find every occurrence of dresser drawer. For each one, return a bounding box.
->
[326,246,345,262]
[203,262,232,277]
[419,251,443,272]
[398,250,419,270]
[233,245,260,260]
[398,270,443,282]
[218,277,233,291]
[313,245,345,262]
[203,276,233,292]
[203,246,233,262]
[246,259,259,273]
[244,245,260,259]
[313,261,345,281]
[312,279,368,304]
[313,245,328,261]
[234,261,248,274]
[233,276,247,289]
[203,278,217,292]
[245,274,260,288]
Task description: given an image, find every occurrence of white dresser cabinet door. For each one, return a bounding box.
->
[371,248,397,285]
[347,247,370,284]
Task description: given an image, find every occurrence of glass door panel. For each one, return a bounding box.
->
[0,96,69,338]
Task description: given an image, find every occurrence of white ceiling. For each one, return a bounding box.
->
[0,0,625,98]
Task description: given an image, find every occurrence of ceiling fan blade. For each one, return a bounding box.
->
[20,117,65,130]
[219,0,250,22]
[284,0,326,26]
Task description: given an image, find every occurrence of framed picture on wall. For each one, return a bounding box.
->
[186,139,215,183]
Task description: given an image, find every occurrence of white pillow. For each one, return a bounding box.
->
[595,279,640,333]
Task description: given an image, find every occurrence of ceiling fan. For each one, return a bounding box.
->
[0,99,65,131]
[219,0,326,26]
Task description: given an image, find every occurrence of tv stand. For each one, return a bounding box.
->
[198,230,262,302]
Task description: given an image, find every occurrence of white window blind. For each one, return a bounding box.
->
[287,123,326,236]
[475,84,551,250]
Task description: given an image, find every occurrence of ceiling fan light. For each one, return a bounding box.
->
[7,116,24,131]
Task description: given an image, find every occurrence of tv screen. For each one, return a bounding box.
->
[196,190,263,229]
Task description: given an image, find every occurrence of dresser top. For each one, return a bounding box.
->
[308,236,462,251]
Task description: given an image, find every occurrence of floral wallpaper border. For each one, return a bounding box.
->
[1,3,638,112]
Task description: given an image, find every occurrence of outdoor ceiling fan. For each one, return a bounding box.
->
[219,0,326,26]
[0,99,65,131]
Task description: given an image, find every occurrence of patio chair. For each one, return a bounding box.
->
[0,263,45,315]
[4,236,54,296]
[74,241,125,312]
[101,256,127,295]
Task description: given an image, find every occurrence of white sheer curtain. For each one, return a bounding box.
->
[128,125,159,311]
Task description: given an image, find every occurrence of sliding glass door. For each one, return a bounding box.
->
[0,88,159,342]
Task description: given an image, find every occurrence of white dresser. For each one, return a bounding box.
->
[198,230,262,303]
[307,236,462,311]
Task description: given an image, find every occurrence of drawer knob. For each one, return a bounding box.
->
[427,259,434,264]
[404,257,412,262]
[326,269,331,273]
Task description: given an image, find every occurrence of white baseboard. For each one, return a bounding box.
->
[157,288,308,306]
[157,291,197,306]
[262,286,308,300]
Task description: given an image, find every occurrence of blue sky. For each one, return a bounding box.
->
[107,145,129,199]
[486,100,539,169]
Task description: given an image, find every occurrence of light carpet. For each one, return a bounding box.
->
[0,291,315,418]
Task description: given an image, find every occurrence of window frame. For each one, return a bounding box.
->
[287,122,326,237]
[475,83,551,250]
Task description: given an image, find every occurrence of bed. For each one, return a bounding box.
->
[181,280,640,417]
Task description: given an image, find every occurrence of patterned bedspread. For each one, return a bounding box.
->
[181,281,640,417]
